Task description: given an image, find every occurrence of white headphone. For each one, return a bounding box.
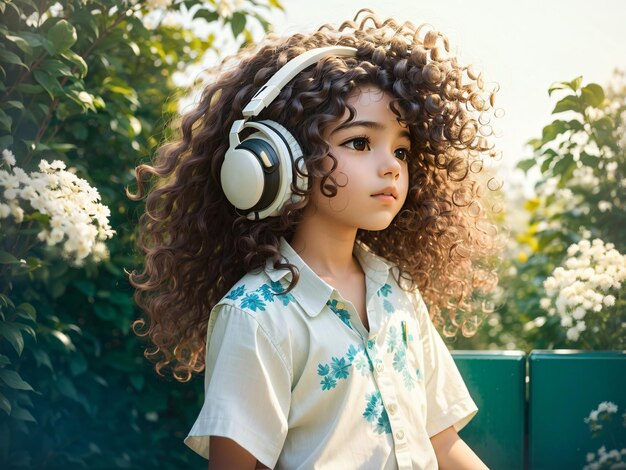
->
[220,45,358,220]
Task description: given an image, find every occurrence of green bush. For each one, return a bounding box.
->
[0,0,279,467]
[455,71,626,352]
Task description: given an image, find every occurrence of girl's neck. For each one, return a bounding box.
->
[290,216,359,279]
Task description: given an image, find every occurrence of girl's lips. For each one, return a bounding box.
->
[371,188,398,199]
[371,193,397,202]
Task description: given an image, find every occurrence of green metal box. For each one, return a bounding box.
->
[528,350,626,470]
[452,350,527,470]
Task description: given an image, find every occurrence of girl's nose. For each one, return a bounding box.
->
[380,151,402,179]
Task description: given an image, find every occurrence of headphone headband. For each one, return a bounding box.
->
[242,45,358,118]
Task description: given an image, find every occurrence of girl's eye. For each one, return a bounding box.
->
[395,148,410,161]
[344,136,371,151]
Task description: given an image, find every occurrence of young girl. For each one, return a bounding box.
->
[130,9,500,469]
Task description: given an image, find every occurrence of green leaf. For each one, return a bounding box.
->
[17,31,45,48]
[50,330,75,352]
[48,143,77,153]
[0,392,10,415]
[0,251,20,265]
[527,137,542,151]
[567,76,583,91]
[548,77,580,96]
[540,151,558,174]
[45,20,77,55]
[129,374,144,391]
[517,158,535,172]
[32,347,53,371]
[4,34,32,55]
[592,116,613,133]
[566,119,584,132]
[94,303,116,321]
[230,12,246,37]
[541,120,567,143]
[56,375,79,401]
[0,323,24,355]
[33,70,63,99]
[552,95,581,114]
[3,100,24,110]
[0,48,29,70]
[0,109,12,132]
[11,405,36,422]
[17,303,36,321]
[41,58,73,77]
[0,369,34,391]
[0,294,15,308]
[0,355,10,366]
[0,135,13,149]
[580,153,597,167]
[69,353,87,376]
[194,9,219,22]
[552,154,575,178]
[580,83,604,108]
[59,50,88,78]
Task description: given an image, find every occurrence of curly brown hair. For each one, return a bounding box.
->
[128,9,503,382]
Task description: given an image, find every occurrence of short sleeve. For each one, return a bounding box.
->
[184,303,291,468]
[413,293,478,438]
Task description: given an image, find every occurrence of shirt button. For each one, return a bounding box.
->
[375,363,384,373]
[388,403,397,415]
[395,430,405,440]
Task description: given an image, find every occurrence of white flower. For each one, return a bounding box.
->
[0,159,115,265]
[566,327,580,341]
[597,401,618,414]
[572,307,586,320]
[2,149,15,167]
[598,201,612,212]
[603,295,616,306]
[544,238,626,345]
[0,203,9,218]
[145,0,172,9]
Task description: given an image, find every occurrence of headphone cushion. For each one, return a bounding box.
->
[221,143,266,210]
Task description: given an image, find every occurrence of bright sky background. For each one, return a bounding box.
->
[266,0,626,194]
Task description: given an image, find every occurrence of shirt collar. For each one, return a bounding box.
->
[352,240,391,288]
[265,237,392,318]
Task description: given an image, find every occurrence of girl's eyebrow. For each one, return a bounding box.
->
[331,120,411,139]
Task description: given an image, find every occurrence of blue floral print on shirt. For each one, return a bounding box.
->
[383,299,395,314]
[331,356,350,379]
[376,284,396,313]
[257,284,275,302]
[225,285,246,300]
[230,282,295,312]
[327,299,352,329]
[377,283,392,297]
[269,280,295,306]
[363,391,392,434]
[240,293,266,312]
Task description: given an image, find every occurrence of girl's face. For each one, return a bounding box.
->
[305,86,410,233]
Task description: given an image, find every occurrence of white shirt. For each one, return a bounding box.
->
[185,238,477,469]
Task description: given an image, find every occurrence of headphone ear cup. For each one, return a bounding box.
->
[254,120,307,218]
[221,138,270,211]
[221,119,305,219]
